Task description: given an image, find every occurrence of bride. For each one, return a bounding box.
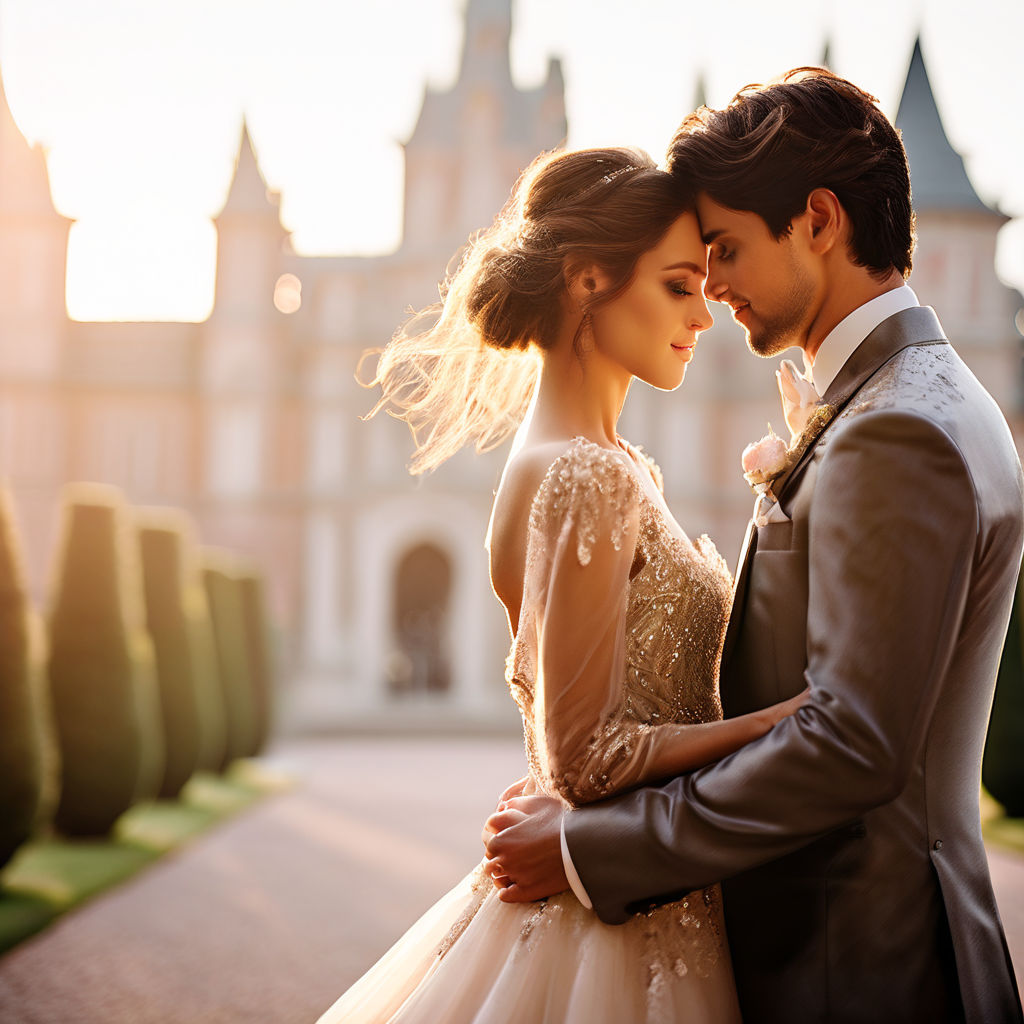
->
[317,146,806,1023]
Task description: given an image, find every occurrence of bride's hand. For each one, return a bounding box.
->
[764,686,811,728]
[483,794,568,902]
[480,775,530,848]
[499,775,530,804]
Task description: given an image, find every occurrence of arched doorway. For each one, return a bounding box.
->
[388,542,452,695]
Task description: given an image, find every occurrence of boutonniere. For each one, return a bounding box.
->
[741,357,838,505]
[741,426,789,502]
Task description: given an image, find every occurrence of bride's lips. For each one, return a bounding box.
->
[671,342,695,360]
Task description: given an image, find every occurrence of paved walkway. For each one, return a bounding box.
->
[0,737,1020,1023]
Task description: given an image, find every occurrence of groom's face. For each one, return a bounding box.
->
[696,194,817,357]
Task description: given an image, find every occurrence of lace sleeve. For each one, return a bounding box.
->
[520,439,664,806]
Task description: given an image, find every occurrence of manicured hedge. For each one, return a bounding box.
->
[202,552,258,770]
[185,582,228,773]
[984,573,1024,816]
[238,572,275,758]
[0,491,58,868]
[137,513,206,798]
[48,485,165,836]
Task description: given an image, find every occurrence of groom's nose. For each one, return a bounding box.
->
[704,263,730,301]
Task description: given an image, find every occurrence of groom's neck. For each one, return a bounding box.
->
[803,265,905,364]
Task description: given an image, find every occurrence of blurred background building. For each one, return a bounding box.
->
[0,0,1019,732]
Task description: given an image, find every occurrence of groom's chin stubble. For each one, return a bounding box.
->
[745,329,796,359]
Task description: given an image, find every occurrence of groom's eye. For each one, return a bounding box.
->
[714,244,734,263]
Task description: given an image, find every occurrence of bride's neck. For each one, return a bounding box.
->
[523,333,631,449]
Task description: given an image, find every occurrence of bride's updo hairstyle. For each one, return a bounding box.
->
[364,146,692,473]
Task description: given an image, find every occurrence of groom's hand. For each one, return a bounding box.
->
[482,794,568,903]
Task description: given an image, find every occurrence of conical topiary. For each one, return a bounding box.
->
[185,581,228,774]
[984,572,1024,816]
[0,490,58,868]
[48,484,165,836]
[26,608,61,833]
[136,511,206,798]
[202,551,258,771]
[238,571,275,757]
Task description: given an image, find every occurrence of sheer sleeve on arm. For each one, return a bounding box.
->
[518,440,666,806]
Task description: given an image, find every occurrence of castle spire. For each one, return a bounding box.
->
[820,38,833,70]
[459,0,512,84]
[692,73,709,111]
[217,120,281,221]
[895,38,992,215]
[0,68,65,218]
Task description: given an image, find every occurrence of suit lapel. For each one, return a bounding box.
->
[721,305,948,680]
[774,305,948,503]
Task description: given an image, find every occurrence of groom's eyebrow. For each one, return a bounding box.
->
[662,261,705,276]
[701,228,724,245]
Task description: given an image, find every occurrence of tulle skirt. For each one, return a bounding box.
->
[316,863,741,1024]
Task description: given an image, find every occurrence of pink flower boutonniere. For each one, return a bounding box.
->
[741,427,789,501]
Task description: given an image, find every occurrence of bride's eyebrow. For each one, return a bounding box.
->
[661,261,704,276]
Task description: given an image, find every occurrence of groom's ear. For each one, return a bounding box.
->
[563,258,613,310]
[803,188,845,256]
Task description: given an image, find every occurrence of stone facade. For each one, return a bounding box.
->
[0,3,1019,731]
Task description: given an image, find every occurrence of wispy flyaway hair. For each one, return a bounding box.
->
[362,146,693,473]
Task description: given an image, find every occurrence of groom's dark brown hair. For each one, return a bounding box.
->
[667,67,914,280]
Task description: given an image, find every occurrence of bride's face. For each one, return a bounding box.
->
[588,211,713,391]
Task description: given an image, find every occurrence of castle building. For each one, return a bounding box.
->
[0,3,1019,732]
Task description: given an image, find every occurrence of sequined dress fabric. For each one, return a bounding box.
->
[316,439,741,1024]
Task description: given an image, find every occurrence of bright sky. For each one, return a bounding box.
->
[1,0,1021,321]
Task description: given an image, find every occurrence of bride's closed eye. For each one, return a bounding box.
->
[667,281,693,297]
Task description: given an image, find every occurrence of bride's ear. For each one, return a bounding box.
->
[563,258,611,311]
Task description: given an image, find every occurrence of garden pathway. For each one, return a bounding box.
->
[0,737,1020,1023]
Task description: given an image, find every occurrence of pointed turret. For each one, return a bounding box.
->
[895,39,992,215]
[217,122,282,222]
[0,72,65,218]
[458,0,512,84]
[0,66,70,378]
[401,0,566,252]
[692,73,709,111]
[894,38,1021,415]
[820,39,833,70]
[209,121,288,327]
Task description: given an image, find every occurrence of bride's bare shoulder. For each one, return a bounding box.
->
[496,436,638,524]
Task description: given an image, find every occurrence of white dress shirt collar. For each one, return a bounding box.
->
[806,284,919,396]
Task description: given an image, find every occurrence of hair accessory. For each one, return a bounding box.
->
[562,164,642,207]
[600,165,639,184]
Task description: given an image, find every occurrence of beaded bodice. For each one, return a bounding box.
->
[435,439,736,990]
[506,438,733,806]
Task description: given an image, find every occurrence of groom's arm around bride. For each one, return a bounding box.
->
[487,69,1024,1024]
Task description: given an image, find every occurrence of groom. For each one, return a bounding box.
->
[483,68,1024,1023]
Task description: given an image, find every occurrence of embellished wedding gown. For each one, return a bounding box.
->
[317,438,742,1023]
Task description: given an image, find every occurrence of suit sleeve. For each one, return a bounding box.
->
[564,409,978,923]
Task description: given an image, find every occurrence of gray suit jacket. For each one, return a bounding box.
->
[565,306,1024,1023]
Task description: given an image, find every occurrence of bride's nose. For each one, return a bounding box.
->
[690,294,714,333]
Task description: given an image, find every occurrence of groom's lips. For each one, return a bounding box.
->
[730,303,751,324]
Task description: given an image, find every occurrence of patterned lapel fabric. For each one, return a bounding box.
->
[721,306,948,676]
[773,305,948,504]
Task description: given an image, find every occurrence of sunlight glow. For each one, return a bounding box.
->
[0,0,1020,323]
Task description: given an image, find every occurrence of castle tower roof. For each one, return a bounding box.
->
[406,0,564,149]
[0,68,66,219]
[217,121,281,221]
[895,38,994,216]
[692,74,708,111]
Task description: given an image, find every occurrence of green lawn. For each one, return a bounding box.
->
[0,760,291,955]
